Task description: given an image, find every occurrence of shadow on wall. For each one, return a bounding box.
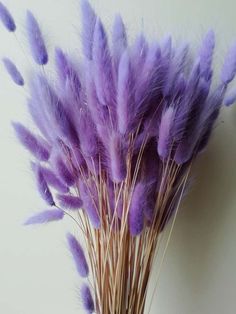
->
[164,106,236,312]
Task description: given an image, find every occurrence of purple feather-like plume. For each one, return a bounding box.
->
[34,164,55,206]
[57,194,83,210]
[67,233,89,277]
[199,29,215,81]
[80,0,97,60]
[31,162,69,194]
[129,183,146,236]
[0,2,16,31]
[221,42,236,84]
[80,284,95,313]
[117,50,134,134]
[112,14,127,67]
[224,88,236,106]
[79,179,100,229]
[157,107,175,159]
[24,209,64,225]
[12,122,50,161]
[92,18,115,108]
[3,58,24,85]
[51,152,76,187]
[26,10,48,65]
[108,133,127,183]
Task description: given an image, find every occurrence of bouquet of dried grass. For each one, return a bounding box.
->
[1,1,236,313]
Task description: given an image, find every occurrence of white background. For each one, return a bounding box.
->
[0,0,236,313]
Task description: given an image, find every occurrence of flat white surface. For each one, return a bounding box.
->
[0,0,236,313]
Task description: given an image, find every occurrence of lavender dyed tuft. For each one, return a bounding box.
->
[57,194,83,210]
[67,233,89,278]
[24,209,64,225]
[0,2,16,31]
[26,10,48,65]
[3,58,24,86]
[12,122,50,161]
[80,284,95,313]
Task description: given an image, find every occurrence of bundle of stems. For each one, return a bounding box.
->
[1,1,236,313]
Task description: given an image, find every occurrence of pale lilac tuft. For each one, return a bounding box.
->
[26,10,48,65]
[112,14,127,66]
[129,183,146,236]
[157,107,175,159]
[80,284,95,313]
[224,88,236,106]
[67,233,89,277]
[117,50,134,134]
[31,162,69,193]
[12,122,50,161]
[24,209,64,225]
[199,30,215,80]
[57,194,83,210]
[92,18,115,107]
[0,2,16,31]
[108,133,127,183]
[79,180,100,229]
[35,164,55,206]
[51,153,76,187]
[80,0,97,60]
[3,58,24,86]
[221,42,236,84]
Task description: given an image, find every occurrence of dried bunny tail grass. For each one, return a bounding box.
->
[26,10,48,65]
[157,106,175,159]
[0,2,16,32]
[2,58,24,85]
[56,194,83,210]
[112,14,127,67]
[224,88,236,106]
[116,50,134,134]
[67,233,89,278]
[34,164,55,206]
[199,29,215,80]
[31,162,69,193]
[80,283,95,313]
[221,42,236,84]
[12,122,50,161]
[80,0,97,60]
[24,209,64,225]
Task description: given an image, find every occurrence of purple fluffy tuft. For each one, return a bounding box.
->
[12,122,50,161]
[157,107,175,159]
[80,284,95,313]
[221,42,236,84]
[129,183,146,236]
[34,164,55,206]
[3,58,24,85]
[26,10,48,65]
[80,0,97,60]
[57,194,83,210]
[67,233,89,278]
[24,209,64,225]
[0,2,16,31]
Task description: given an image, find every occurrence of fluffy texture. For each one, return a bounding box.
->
[24,209,64,225]
[35,164,55,206]
[0,2,15,31]
[158,107,175,159]
[80,284,95,313]
[31,162,69,193]
[3,58,24,85]
[57,194,83,210]
[129,183,146,236]
[5,2,236,312]
[67,233,89,278]
[12,122,50,161]
[26,11,48,65]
